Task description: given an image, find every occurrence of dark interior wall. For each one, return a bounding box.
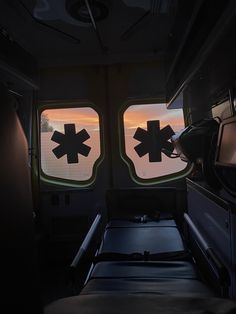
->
[36,65,110,263]
[166,0,236,119]
[38,60,165,106]
[107,60,166,188]
[39,65,106,103]
[38,59,166,193]
[16,92,34,145]
[172,3,236,122]
[174,7,236,297]
[181,9,236,124]
[0,84,43,313]
[36,60,189,262]
[38,58,186,190]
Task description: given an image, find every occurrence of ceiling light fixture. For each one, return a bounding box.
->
[66,0,109,23]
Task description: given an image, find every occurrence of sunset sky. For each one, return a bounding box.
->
[42,107,100,132]
[123,104,186,178]
[124,104,184,131]
[42,103,184,132]
[41,104,186,180]
[41,107,101,181]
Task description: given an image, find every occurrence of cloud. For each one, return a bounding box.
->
[42,108,100,132]
[124,104,184,131]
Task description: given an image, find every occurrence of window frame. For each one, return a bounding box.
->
[38,100,104,188]
[119,99,193,185]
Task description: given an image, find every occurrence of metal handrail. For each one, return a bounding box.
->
[70,213,102,269]
[184,213,230,288]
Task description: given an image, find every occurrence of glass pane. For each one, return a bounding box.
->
[40,107,100,182]
[123,103,187,179]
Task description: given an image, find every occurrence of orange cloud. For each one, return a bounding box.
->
[124,104,184,131]
[42,108,99,126]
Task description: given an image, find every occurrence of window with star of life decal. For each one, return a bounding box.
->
[40,107,101,182]
[123,103,187,180]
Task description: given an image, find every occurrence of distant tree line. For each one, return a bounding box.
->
[41,113,53,132]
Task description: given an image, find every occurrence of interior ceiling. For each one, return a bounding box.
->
[0,0,195,67]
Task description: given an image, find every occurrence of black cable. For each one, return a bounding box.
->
[168,155,180,159]
[84,0,107,52]
[18,0,81,44]
[162,148,180,158]
[121,10,150,41]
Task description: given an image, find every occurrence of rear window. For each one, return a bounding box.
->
[122,103,188,182]
[40,106,102,185]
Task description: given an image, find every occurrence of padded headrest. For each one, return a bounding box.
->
[172,118,220,163]
[172,118,221,189]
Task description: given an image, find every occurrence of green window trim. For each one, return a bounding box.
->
[38,101,104,188]
[119,99,193,185]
